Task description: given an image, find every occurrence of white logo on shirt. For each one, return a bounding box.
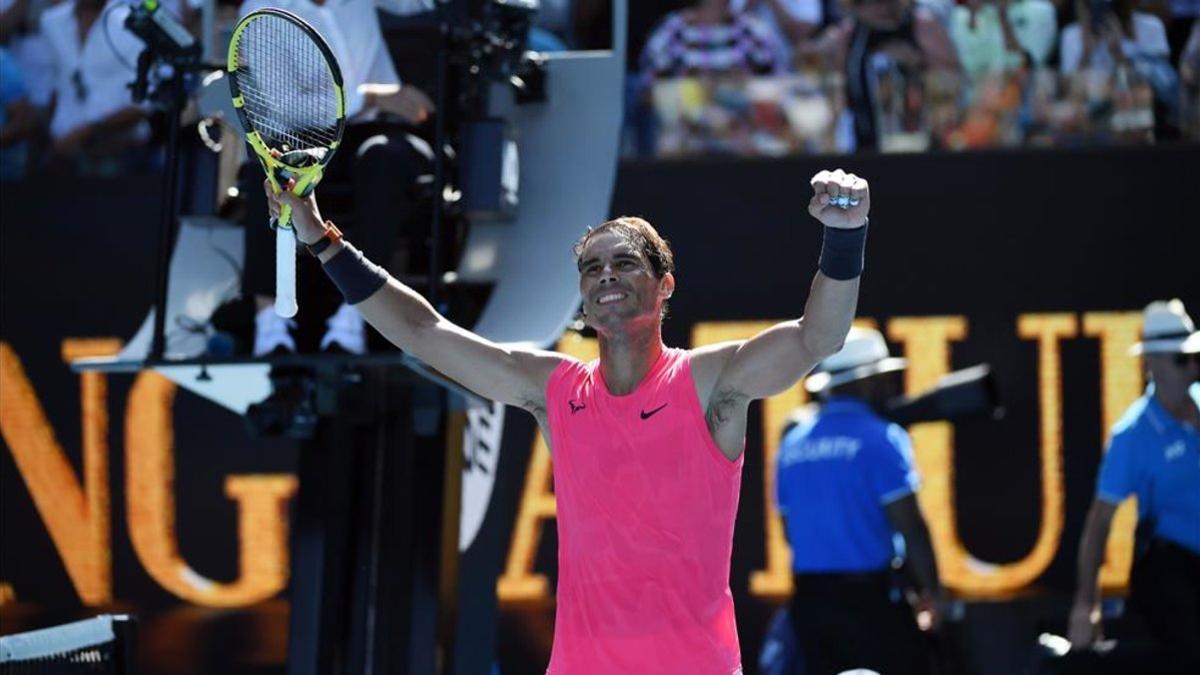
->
[779,436,862,466]
[1164,440,1185,462]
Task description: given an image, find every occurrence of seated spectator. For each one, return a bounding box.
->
[1,46,36,179]
[730,0,822,64]
[805,0,960,149]
[640,0,788,77]
[1060,0,1171,72]
[39,0,151,173]
[949,0,1058,81]
[1059,0,1178,115]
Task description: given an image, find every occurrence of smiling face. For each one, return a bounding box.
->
[575,226,675,335]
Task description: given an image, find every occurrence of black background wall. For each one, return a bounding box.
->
[2,144,1199,674]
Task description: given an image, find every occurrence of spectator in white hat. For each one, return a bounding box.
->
[775,326,946,675]
[1069,299,1200,667]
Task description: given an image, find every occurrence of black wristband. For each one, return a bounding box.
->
[305,221,342,257]
[307,236,335,257]
[818,221,868,280]
[322,241,390,304]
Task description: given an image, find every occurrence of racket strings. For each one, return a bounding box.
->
[235,15,340,156]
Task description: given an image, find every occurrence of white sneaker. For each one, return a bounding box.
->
[253,306,297,356]
[320,302,366,354]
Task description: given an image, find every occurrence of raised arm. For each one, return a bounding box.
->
[694,170,866,458]
[270,187,563,413]
[700,170,865,397]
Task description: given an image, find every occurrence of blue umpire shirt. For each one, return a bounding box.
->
[776,397,921,573]
[1096,383,1200,555]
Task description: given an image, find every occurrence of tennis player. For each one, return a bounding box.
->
[268,168,870,674]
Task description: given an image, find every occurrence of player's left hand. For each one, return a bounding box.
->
[808,169,870,229]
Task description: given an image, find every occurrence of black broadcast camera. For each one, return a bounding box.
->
[123,0,203,105]
[884,364,1004,426]
[784,364,1003,437]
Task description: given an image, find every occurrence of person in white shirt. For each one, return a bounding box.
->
[1059,0,1171,73]
[38,0,150,170]
[949,0,1057,81]
[1059,0,1178,115]
[233,0,438,357]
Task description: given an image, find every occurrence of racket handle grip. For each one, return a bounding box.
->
[275,227,298,318]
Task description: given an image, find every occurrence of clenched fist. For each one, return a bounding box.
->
[809,169,870,230]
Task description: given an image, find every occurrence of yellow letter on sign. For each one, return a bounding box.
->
[888,315,1075,596]
[125,371,297,607]
[1082,312,1143,591]
[0,339,120,605]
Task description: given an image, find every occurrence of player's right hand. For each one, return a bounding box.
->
[264,178,326,244]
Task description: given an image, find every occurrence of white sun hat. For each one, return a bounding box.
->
[804,326,907,393]
[1130,299,1200,355]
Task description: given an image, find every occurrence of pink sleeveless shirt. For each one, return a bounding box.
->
[544,347,744,675]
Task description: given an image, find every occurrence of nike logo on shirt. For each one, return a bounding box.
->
[640,403,668,420]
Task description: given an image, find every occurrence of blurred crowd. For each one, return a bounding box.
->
[0,0,219,179]
[1,0,1197,179]
[629,0,1200,154]
[0,0,585,181]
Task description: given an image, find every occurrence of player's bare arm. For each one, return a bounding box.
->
[270,186,565,414]
[692,169,868,459]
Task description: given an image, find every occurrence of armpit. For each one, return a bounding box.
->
[706,386,747,435]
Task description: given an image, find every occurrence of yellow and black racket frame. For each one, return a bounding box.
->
[227,8,347,230]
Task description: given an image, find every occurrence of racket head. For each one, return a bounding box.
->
[227,8,347,185]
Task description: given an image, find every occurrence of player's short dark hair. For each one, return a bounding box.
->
[572,216,675,279]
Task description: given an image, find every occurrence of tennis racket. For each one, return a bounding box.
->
[227,8,346,318]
